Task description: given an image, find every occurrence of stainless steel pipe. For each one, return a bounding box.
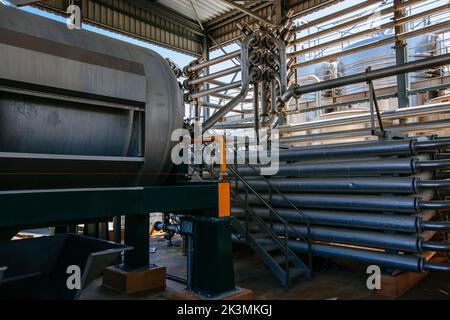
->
[282,53,450,102]
[202,36,252,132]
[190,81,241,100]
[186,50,240,73]
[187,65,241,86]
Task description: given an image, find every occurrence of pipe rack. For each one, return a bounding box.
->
[231,136,450,273]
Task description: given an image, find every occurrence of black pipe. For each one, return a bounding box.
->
[424,261,450,272]
[252,238,425,272]
[421,241,450,252]
[419,200,450,210]
[414,139,450,152]
[245,193,418,213]
[266,139,450,162]
[234,238,450,273]
[232,206,422,232]
[254,222,423,252]
[267,222,450,253]
[416,180,450,190]
[237,177,450,194]
[233,206,450,232]
[237,177,417,194]
[278,139,415,161]
[236,158,416,177]
[414,159,450,171]
[421,220,450,231]
[236,158,450,177]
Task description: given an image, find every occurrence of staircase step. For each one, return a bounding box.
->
[250,232,270,239]
[273,254,293,265]
[289,267,304,279]
[261,243,280,252]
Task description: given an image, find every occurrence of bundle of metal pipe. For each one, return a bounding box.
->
[236,177,450,194]
[236,158,450,177]
[232,207,450,233]
[246,222,450,253]
[231,137,450,272]
[233,238,450,273]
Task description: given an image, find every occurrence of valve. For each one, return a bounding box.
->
[249,66,263,83]
[263,68,276,81]
[249,50,263,65]
[184,93,193,103]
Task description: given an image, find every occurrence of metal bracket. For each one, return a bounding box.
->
[366,67,406,140]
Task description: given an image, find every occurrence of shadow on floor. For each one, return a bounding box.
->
[80,235,450,300]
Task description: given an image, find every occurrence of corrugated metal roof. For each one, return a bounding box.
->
[33,0,334,54]
[157,0,233,23]
[36,0,204,55]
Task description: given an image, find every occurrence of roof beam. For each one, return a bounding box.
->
[205,1,273,31]
[121,0,204,36]
[8,0,46,6]
[189,0,205,30]
[219,0,276,27]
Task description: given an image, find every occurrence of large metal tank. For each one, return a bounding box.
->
[0,5,183,189]
[288,61,335,124]
[337,31,441,109]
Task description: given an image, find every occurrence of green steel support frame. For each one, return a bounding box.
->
[0,183,236,295]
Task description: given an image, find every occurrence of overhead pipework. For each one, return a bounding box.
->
[183,9,296,133]
[194,0,450,143]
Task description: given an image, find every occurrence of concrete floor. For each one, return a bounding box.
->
[80,234,450,300]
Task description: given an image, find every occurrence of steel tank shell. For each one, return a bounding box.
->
[0,6,183,189]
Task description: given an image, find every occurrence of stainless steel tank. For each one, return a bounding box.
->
[0,5,183,189]
[289,61,335,123]
[337,31,440,109]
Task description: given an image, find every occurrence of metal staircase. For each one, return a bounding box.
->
[228,165,312,287]
[194,136,312,287]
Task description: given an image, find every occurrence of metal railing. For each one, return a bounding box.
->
[228,139,312,282]
[194,136,312,285]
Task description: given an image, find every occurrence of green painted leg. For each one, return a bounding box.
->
[191,216,235,297]
[124,214,149,269]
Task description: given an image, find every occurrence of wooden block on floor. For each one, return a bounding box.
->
[172,287,253,300]
[378,270,429,298]
[377,256,446,298]
[102,265,166,294]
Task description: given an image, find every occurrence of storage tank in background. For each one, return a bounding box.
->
[0,6,184,190]
[337,31,442,110]
[288,61,336,124]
